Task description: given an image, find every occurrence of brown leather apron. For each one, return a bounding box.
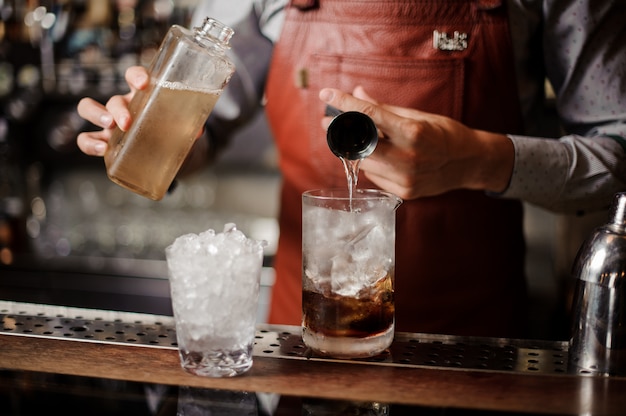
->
[264,0,529,337]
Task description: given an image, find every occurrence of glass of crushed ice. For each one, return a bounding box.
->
[302,189,402,359]
[165,223,266,377]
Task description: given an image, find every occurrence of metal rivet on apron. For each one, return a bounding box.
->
[433,30,468,51]
[295,68,309,89]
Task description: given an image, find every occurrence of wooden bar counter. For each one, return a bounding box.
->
[2,301,626,415]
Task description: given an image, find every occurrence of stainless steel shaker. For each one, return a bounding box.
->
[569,192,626,376]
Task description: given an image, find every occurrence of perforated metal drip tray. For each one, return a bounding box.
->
[0,301,569,376]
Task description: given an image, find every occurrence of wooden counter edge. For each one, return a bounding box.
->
[2,334,626,415]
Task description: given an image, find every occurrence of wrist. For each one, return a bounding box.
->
[469,131,515,193]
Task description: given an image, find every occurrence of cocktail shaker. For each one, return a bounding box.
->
[105,17,236,200]
[569,192,626,376]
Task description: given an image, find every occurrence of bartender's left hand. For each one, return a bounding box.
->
[319,86,515,200]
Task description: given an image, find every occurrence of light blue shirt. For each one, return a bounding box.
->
[193,0,626,214]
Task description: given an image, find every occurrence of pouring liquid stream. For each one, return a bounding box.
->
[341,157,361,211]
[325,109,377,210]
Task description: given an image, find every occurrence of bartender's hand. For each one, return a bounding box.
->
[76,66,150,156]
[319,86,515,200]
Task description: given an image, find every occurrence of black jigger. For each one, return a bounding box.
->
[326,110,378,160]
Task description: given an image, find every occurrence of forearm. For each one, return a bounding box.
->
[177,0,280,174]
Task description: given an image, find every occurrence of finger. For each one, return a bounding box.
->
[125,66,150,90]
[360,141,403,182]
[321,88,382,132]
[349,86,426,120]
[320,87,384,120]
[319,88,418,148]
[351,85,378,104]
[103,67,149,131]
[106,94,133,131]
[361,159,423,201]
[361,166,412,200]
[76,97,114,129]
[77,130,110,157]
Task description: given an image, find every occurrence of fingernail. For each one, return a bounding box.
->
[319,89,334,102]
[135,71,148,85]
[94,142,106,156]
[100,114,113,127]
[118,115,130,129]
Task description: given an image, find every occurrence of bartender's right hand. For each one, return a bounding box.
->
[76,66,150,156]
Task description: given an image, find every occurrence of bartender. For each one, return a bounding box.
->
[76,0,626,338]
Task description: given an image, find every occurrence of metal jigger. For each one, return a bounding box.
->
[326,110,378,160]
[569,192,626,376]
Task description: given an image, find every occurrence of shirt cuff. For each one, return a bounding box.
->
[497,135,570,206]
